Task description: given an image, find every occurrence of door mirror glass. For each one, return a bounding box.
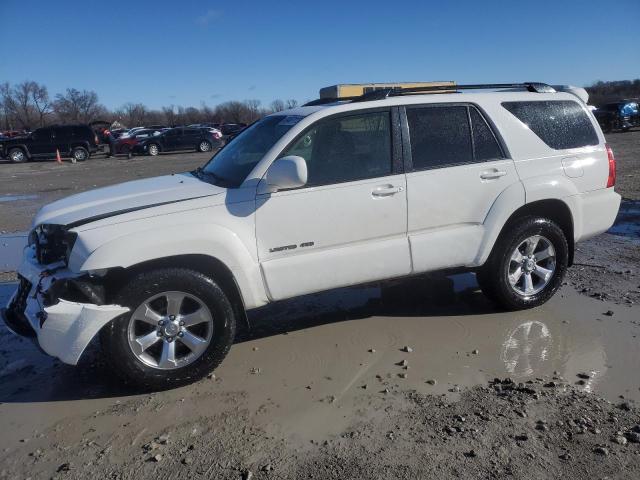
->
[260,155,308,193]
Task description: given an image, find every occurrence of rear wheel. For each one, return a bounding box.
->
[477,217,568,310]
[147,143,160,156]
[72,146,89,162]
[100,268,236,388]
[8,148,27,163]
[198,140,212,152]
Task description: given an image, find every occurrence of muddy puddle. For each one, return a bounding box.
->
[1,273,638,446]
[608,199,640,240]
[0,194,39,203]
[0,232,26,271]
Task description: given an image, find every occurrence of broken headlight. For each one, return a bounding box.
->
[31,224,77,265]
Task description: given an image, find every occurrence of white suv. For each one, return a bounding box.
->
[2,83,621,387]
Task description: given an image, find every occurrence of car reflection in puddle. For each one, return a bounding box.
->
[501,320,552,377]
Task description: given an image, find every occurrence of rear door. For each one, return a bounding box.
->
[402,103,519,272]
[51,126,73,155]
[162,128,181,151]
[255,108,411,301]
[181,128,200,149]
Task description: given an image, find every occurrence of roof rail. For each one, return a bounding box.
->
[303,82,556,106]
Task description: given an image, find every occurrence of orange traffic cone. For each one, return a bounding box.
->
[56,149,62,163]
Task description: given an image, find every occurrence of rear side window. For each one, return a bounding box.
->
[406,105,473,170]
[470,107,504,161]
[502,100,598,149]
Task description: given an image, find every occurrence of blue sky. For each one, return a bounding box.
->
[1,0,638,110]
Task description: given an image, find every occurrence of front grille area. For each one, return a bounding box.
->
[11,276,32,313]
[2,275,36,337]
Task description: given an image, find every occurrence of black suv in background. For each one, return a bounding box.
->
[593,101,640,132]
[133,127,222,156]
[0,125,98,163]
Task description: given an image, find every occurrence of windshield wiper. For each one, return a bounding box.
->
[192,167,233,187]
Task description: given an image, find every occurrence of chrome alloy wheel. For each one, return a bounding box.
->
[10,149,25,162]
[127,291,214,370]
[507,235,556,296]
[199,141,211,152]
[148,144,159,155]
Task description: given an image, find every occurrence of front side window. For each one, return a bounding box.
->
[32,128,51,141]
[502,100,599,150]
[202,115,303,187]
[407,105,473,170]
[281,111,392,187]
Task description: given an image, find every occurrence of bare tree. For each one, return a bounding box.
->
[162,105,178,127]
[53,88,105,124]
[116,103,148,127]
[30,82,52,127]
[270,99,286,112]
[244,99,261,123]
[285,99,299,109]
[0,82,17,129]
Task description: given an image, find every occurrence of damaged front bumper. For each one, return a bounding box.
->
[1,246,129,365]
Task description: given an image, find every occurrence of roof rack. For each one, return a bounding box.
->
[304,82,556,106]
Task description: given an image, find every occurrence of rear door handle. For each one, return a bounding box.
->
[480,170,507,180]
[372,185,404,197]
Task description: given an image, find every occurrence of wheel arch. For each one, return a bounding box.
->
[105,254,250,332]
[487,199,575,267]
[7,144,31,159]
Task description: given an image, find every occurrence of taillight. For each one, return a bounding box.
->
[606,143,616,188]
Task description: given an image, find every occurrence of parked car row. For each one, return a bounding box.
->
[0,123,233,162]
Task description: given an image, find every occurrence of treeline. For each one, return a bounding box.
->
[0,80,301,130]
[585,79,640,106]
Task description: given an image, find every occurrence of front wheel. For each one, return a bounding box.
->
[477,217,568,310]
[100,268,236,388]
[8,148,27,163]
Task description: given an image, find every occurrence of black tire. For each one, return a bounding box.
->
[72,146,89,162]
[147,143,160,156]
[100,268,236,389]
[197,140,212,152]
[477,217,568,310]
[8,147,27,163]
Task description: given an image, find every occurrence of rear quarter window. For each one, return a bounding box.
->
[502,100,599,150]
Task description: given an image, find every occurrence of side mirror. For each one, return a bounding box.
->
[260,155,307,193]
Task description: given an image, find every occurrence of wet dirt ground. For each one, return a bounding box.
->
[0,134,639,478]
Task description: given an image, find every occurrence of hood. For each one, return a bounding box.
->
[34,173,225,228]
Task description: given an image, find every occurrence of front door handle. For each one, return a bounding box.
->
[480,170,507,180]
[372,185,404,197]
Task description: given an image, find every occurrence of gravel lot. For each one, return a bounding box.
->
[0,134,639,479]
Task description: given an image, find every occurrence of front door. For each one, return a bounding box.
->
[255,109,411,301]
[28,128,53,156]
[402,104,520,272]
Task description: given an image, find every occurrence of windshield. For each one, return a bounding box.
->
[200,115,303,187]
